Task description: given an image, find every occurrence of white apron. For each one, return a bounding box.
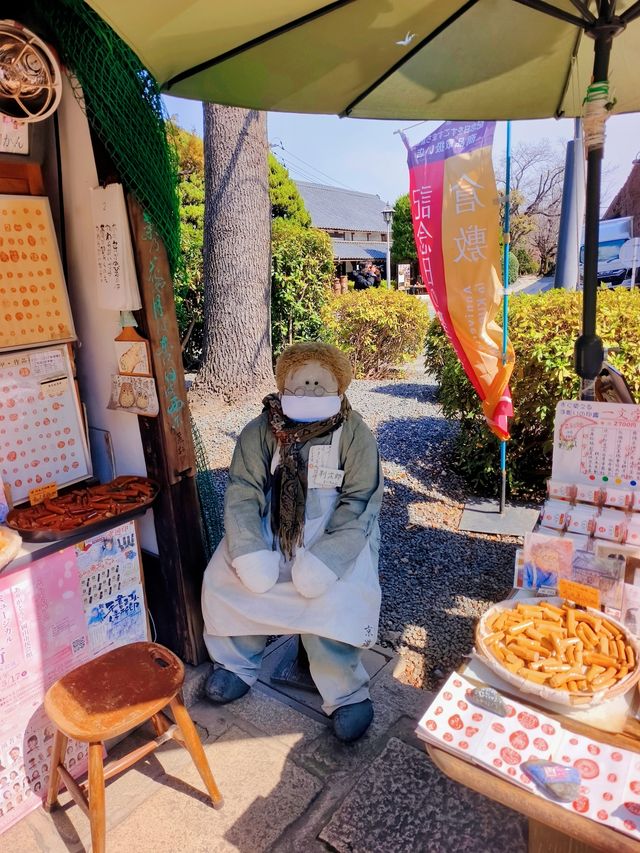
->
[202,428,381,648]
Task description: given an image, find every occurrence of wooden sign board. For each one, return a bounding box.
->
[127,199,195,484]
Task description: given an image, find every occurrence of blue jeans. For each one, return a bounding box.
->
[204,633,370,715]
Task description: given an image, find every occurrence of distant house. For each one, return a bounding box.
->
[295,181,391,278]
[604,158,640,237]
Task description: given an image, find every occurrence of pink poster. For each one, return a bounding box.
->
[0,547,89,834]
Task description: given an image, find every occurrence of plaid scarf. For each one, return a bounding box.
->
[263,393,351,560]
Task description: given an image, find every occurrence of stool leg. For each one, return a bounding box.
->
[169,695,224,808]
[44,729,68,812]
[88,742,106,853]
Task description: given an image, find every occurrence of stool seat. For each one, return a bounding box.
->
[44,642,184,741]
[44,641,222,853]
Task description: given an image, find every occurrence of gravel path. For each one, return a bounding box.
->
[190,363,518,689]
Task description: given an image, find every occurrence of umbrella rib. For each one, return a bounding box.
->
[568,0,597,24]
[620,0,640,22]
[164,0,357,90]
[510,0,590,28]
[341,0,481,116]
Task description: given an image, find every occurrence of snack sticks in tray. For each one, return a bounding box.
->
[482,600,635,696]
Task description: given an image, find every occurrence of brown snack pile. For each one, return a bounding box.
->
[7,476,157,536]
[481,600,635,696]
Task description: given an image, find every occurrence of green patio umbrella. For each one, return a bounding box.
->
[85,0,640,382]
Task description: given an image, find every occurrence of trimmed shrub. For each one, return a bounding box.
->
[425,289,640,498]
[507,250,519,285]
[324,289,431,378]
[514,246,538,275]
[271,220,334,358]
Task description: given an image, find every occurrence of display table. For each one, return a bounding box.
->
[426,676,640,853]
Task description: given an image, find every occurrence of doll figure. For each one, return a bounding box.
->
[202,342,383,741]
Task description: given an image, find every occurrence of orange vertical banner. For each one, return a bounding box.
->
[403,122,514,439]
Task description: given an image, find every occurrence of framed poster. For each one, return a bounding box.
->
[0,344,92,504]
[0,195,75,350]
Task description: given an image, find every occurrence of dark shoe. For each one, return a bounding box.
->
[331,699,373,742]
[204,668,251,704]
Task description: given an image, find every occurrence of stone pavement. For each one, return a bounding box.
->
[4,651,527,853]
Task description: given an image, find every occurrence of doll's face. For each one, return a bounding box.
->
[283,361,339,397]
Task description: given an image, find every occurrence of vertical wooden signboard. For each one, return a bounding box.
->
[127,197,206,663]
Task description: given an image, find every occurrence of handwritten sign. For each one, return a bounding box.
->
[90,184,141,311]
[0,118,28,155]
[552,401,640,490]
[308,445,344,489]
[558,578,601,610]
[28,482,58,506]
[127,199,196,483]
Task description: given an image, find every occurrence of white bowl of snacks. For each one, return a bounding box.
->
[476,598,640,707]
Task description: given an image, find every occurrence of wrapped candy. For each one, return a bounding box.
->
[522,758,581,802]
[468,686,507,717]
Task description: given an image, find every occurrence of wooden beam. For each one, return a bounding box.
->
[127,196,207,664]
[127,198,196,485]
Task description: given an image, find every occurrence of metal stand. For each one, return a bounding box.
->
[499,121,512,515]
[575,7,621,390]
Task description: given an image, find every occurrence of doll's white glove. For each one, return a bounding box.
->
[291,547,338,599]
[232,550,280,594]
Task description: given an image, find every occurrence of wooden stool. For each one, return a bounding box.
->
[44,642,223,853]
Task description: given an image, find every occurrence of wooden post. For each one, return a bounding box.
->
[127,196,207,664]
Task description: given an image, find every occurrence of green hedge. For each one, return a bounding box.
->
[324,289,431,378]
[271,219,334,358]
[425,289,640,498]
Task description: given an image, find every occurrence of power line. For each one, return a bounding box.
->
[270,141,356,190]
[277,156,327,185]
[276,153,340,187]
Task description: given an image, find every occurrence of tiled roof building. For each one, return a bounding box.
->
[295,181,390,268]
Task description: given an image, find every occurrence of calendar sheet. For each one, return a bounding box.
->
[0,195,75,350]
[74,521,147,655]
[0,521,147,835]
[0,344,92,504]
[552,401,640,492]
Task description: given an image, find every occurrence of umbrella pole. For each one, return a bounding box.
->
[575,19,616,399]
[500,120,512,515]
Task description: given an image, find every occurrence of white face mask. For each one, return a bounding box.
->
[281,394,341,422]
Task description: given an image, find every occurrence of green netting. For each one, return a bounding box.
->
[191,416,224,560]
[29,0,181,276]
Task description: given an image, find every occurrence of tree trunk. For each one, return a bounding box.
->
[195,105,273,402]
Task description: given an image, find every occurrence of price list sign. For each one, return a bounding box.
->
[0,345,91,504]
[552,401,640,491]
[0,195,75,350]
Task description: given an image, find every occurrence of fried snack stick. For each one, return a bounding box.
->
[481,600,636,697]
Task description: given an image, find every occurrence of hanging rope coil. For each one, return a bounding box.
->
[583,81,614,152]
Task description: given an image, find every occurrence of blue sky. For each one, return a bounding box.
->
[165,95,640,213]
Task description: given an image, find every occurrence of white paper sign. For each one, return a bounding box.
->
[552,401,640,491]
[90,183,142,311]
[0,117,28,155]
[308,445,344,489]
